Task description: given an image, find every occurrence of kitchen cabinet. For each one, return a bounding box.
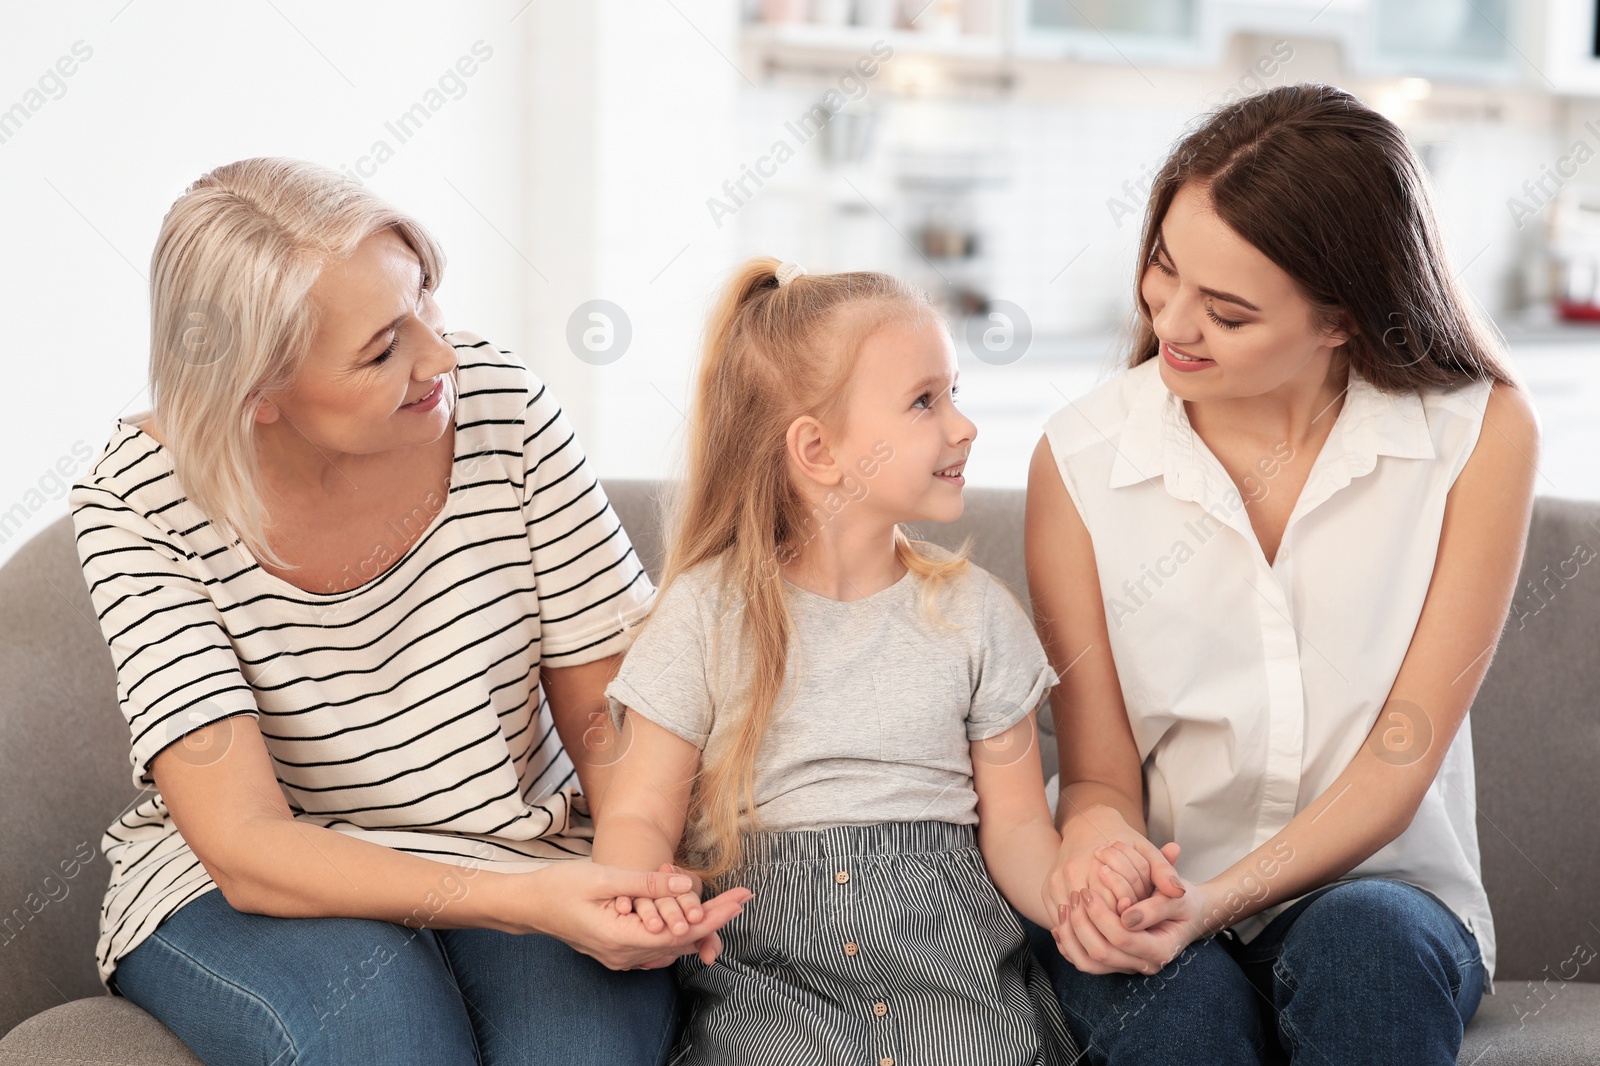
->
[1503,334,1600,500]
[1015,0,1212,65]
[744,0,1548,87]
[1364,0,1523,84]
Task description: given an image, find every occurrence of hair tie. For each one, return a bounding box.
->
[775,261,807,287]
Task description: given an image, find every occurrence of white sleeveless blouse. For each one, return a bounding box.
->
[1043,355,1497,987]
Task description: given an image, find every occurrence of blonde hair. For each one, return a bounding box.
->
[651,256,974,886]
[147,156,446,571]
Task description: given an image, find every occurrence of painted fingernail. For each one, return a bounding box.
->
[1124,910,1143,928]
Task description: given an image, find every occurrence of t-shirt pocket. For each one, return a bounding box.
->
[874,659,970,763]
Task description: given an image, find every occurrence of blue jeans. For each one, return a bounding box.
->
[1022,877,1485,1065]
[110,887,682,1065]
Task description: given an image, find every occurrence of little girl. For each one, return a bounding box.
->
[592,258,1101,1065]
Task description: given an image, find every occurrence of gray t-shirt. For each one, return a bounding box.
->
[604,543,1059,835]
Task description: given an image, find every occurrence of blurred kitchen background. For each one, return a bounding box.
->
[5,0,1600,568]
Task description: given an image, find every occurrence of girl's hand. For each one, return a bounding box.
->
[615,862,707,934]
[527,860,752,971]
[613,863,729,966]
[1090,839,1177,914]
[1051,871,1217,976]
[1044,804,1184,923]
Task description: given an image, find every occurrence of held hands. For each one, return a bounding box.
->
[534,860,752,972]
[1067,840,1302,974]
[1046,806,1205,976]
[1053,841,1218,976]
[613,862,749,967]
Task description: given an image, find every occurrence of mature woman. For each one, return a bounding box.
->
[1022,84,1539,1063]
[67,158,747,1065]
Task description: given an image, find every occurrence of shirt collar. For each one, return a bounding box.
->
[1107,355,1436,494]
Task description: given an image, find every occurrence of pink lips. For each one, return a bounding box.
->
[1161,341,1216,373]
[402,377,445,411]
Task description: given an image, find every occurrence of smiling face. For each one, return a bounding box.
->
[1140,181,1350,401]
[254,227,458,470]
[818,313,976,527]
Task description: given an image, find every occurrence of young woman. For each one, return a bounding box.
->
[1023,83,1539,1064]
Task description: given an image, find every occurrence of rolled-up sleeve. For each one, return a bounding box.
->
[966,576,1060,742]
[519,362,655,665]
[69,485,260,791]
[603,573,715,750]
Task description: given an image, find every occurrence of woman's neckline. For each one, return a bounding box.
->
[116,395,464,600]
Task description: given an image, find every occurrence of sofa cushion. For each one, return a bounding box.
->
[1463,496,1600,983]
[1459,983,1600,1064]
[0,514,138,1033]
[2,978,1595,1065]
[0,996,201,1064]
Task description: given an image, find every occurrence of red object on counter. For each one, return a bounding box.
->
[1556,300,1600,322]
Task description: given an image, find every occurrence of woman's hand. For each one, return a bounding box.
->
[614,863,731,966]
[615,862,708,933]
[1045,804,1184,924]
[1051,868,1219,976]
[522,860,752,971]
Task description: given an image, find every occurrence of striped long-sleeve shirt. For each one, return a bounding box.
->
[68,331,656,990]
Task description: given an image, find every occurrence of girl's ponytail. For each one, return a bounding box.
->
[645,257,971,885]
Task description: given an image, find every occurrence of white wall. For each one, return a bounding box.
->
[0,1,543,567]
[522,0,740,486]
[0,0,754,570]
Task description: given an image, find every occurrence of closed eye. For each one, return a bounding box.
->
[371,271,433,366]
[372,332,401,365]
[1206,307,1243,331]
[1148,249,1244,331]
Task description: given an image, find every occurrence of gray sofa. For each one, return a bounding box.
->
[2,479,1597,1064]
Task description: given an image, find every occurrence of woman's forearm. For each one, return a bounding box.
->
[1057,780,1148,838]
[1190,755,1415,936]
[541,652,628,820]
[224,815,542,935]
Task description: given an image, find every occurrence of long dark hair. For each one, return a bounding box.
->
[1129,82,1515,392]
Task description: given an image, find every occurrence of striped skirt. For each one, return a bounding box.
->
[668,820,1080,1066]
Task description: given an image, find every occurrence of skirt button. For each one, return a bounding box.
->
[843,941,859,957]
[834,870,850,884]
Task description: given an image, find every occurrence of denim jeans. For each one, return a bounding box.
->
[110,887,682,1066]
[1022,877,1485,1065]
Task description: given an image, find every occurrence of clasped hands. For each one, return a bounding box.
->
[611,862,750,968]
[1046,809,1217,976]
[602,813,1217,978]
